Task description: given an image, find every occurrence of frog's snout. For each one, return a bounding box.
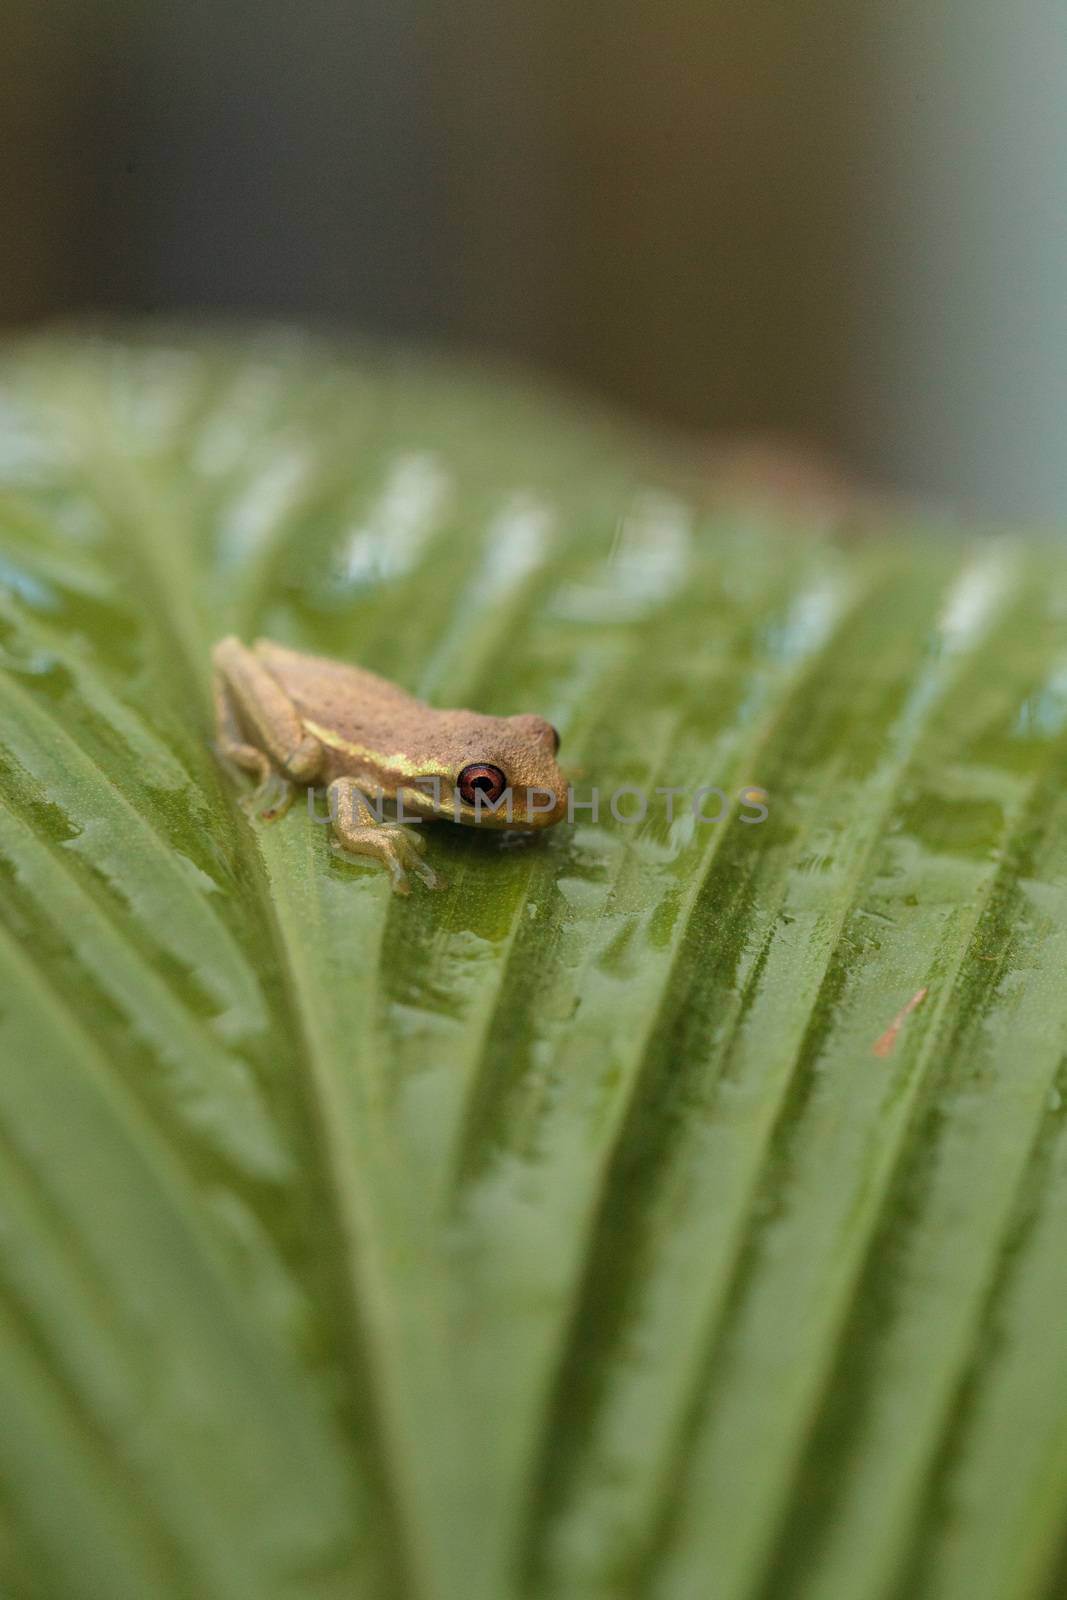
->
[518,778,568,828]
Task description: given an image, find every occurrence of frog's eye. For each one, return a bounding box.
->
[458,763,507,806]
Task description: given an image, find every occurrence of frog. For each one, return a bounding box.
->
[212,636,567,892]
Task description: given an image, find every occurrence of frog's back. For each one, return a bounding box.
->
[253,638,422,749]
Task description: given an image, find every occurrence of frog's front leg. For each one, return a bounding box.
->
[213,635,324,820]
[327,777,444,894]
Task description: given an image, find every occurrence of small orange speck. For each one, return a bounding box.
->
[874,985,929,1058]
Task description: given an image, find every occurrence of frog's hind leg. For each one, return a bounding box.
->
[213,667,294,821]
[327,777,444,894]
[213,635,325,822]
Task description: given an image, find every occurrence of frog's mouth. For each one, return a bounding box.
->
[397,781,565,829]
[458,785,566,829]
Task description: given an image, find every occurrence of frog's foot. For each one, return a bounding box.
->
[329,826,443,895]
[214,750,290,822]
[327,777,444,893]
[246,770,295,823]
[214,742,290,822]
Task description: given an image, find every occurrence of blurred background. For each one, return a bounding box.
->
[4,0,1066,521]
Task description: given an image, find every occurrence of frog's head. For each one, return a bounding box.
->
[400,710,567,829]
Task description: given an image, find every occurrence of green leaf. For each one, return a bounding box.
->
[1,329,1067,1600]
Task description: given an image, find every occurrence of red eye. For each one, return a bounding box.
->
[457,763,507,805]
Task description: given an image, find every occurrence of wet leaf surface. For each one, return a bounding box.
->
[1,330,1066,1600]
